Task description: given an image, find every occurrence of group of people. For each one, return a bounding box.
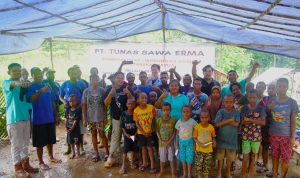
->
[2,60,299,178]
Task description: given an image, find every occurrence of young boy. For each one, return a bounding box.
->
[156,102,176,178]
[215,94,240,178]
[240,89,266,178]
[269,78,299,178]
[175,105,197,178]
[66,94,82,159]
[134,92,156,174]
[193,110,216,178]
[119,98,138,174]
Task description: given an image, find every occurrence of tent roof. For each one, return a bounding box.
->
[0,0,300,58]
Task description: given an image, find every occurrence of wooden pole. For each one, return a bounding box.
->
[49,38,54,69]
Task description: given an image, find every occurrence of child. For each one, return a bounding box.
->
[134,92,156,174]
[215,94,240,178]
[193,110,216,178]
[268,78,299,178]
[119,98,138,174]
[82,74,109,162]
[175,105,197,178]
[66,94,82,159]
[240,89,266,178]
[207,86,223,124]
[156,102,176,178]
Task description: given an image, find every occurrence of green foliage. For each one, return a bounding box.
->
[0,89,8,139]
[297,113,300,130]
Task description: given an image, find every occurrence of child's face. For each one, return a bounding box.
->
[162,106,171,116]
[182,107,191,118]
[267,84,276,97]
[223,96,234,109]
[69,97,77,107]
[211,89,220,100]
[126,99,136,110]
[200,112,210,124]
[139,73,147,83]
[247,93,257,105]
[90,77,99,87]
[149,92,157,103]
[139,93,148,105]
[169,81,180,94]
[8,66,21,80]
[193,80,202,90]
[276,81,288,95]
[231,85,241,97]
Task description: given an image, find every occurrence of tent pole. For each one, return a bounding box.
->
[49,38,54,69]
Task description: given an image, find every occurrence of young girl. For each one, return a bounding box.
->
[207,86,223,124]
[66,94,82,159]
[82,74,109,162]
[175,105,197,178]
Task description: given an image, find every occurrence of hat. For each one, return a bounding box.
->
[30,67,42,76]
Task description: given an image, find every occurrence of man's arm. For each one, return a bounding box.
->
[192,60,201,79]
[245,62,259,82]
[104,87,115,106]
[169,67,181,82]
[29,85,49,103]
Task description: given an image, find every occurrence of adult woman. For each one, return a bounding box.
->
[156,79,189,121]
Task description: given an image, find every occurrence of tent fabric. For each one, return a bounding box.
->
[0,0,299,58]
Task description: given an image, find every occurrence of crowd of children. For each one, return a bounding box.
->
[3,60,299,178]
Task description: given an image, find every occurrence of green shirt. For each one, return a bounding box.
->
[2,80,30,125]
[156,117,176,147]
[221,79,247,98]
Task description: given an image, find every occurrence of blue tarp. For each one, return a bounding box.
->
[0,0,299,58]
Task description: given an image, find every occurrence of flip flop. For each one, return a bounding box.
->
[256,161,264,167]
[266,172,279,177]
[149,168,157,174]
[39,163,51,171]
[49,158,62,164]
[256,167,269,173]
[139,166,145,172]
[92,155,100,162]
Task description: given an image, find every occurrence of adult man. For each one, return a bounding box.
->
[126,72,137,91]
[2,63,38,178]
[180,74,194,95]
[27,67,61,170]
[43,69,60,124]
[192,60,221,96]
[221,63,259,98]
[147,64,162,86]
[59,67,88,154]
[104,72,133,167]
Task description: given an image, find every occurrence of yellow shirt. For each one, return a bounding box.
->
[134,104,156,135]
[193,123,216,153]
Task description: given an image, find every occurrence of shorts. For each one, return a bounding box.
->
[159,146,174,162]
[270,135,292,164]
[67,130,82,145]
[136,134,155,148]
[123,136,138,153]
[242,140,260,154]
[216,148,236,161]
[87,122,104,132]
[32,123,56,147]
[194,152,212,176]
[79,119,88,134]
[179,138,194,164]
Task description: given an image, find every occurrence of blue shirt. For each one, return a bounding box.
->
[162,94,189,121]
[59,80,87,103]
[137,85,152,95]
[26,82,55,125]
[215,109,240,150]
[2,80,30,125]
[186,92,208,122]
[221,79,247,98]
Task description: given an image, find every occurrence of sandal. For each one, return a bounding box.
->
[256,167,269,173]
[92,155,100,162]
[49,158,62,164]
[266,172,279,177]
[231,162,236,172]
[139,166,145,172]
[39,163,51,171]
[256,161,264,167]
[119,167,126,174]
[149,168,156,174]
[104,155,109,161]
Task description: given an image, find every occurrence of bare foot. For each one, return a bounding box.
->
[49,158,62,163]
[70,154,76,159]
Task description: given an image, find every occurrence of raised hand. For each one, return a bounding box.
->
[192,60,201,66]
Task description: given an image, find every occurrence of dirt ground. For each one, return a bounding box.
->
[1,124,300,178]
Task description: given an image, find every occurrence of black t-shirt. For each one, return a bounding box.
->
[159,84,169,92]
[120,112,137,136]
[66,108,81,133]
[201,79,221,96]
[104,85,128,119]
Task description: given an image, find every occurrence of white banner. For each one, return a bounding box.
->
[88,42,216,78]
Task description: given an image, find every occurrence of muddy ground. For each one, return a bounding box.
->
[1,124,300,178]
